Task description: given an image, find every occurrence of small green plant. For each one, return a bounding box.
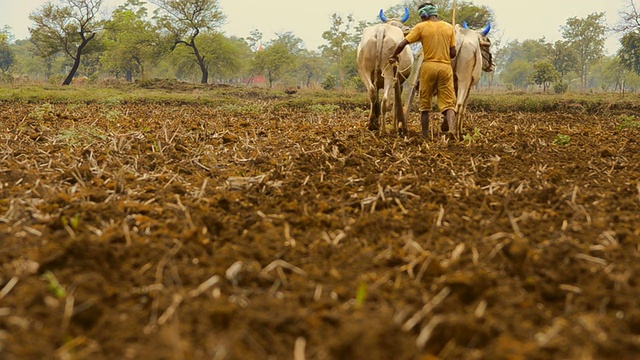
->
[616,114,640,130]
[41,271,67,298]
[28,103,56,120]
[56,125,108,144]
[355,282,368,309]
[310,104,339,114]
[105,109,123,122]
[553,134,571,146]
[463,128,483,144]
[69,213,80,229]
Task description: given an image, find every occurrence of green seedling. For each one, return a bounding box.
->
[355,282,368,310]
[553,134,571,146]
[41,271,67,298]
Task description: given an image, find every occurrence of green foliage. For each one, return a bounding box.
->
[199,33,250,81]
[219,103,263,117]
[152,0,225,84]
[528,60,559,92]
[320,13,356,87]
[391,1,494,28]
[0,32,15,73]
[463,128,483,144]
[616,114,640,130]
[553,134,571,146]
[561,12,607,90]
[41,271,67,298]
[310,104,339,114]
[551,40,578,77]
[500,59,533,88]
[102,0,162,81]
[28,103,56,120]
[57,125,108,145]
[619,31,640,76]
[355,282,368,310]
[29,0,104,85]
[322,74,337,90]
[253,41,296,88]
[553,81,569,94]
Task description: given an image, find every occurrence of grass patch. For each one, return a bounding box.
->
[616,114,640,130]
[552,134,571,146]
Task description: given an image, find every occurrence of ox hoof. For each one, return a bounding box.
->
[368,121,379,131]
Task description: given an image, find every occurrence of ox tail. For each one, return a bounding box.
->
[375,26,386,88]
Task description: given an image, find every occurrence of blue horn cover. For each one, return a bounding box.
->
[462,21,469,29]
[400,7,410,23]
[481,22,491,36]
[379,9,387,22]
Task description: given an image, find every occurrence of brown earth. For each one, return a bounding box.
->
[1,89,640,360]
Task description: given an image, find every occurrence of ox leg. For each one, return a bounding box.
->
[393,73,406,137]
[367,88,380,131]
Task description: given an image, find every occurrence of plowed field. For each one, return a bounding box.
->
[1,87,640,359]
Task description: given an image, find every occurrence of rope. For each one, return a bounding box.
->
[382,60,413,80]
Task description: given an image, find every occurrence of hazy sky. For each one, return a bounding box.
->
[0,0,629,55]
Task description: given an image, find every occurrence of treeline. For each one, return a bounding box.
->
[1,0,640,93]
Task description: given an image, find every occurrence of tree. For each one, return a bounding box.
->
[102,0,162,81]
[550,40,578,78]
[29,0,103,85]
[0,29,15,74]
[253,41,295,88]
[616,0,640,33]
[245,29,263,52]
[151,0,225,84]
[389,1,494,28]
[619,30,640,75]
[561,12,607,90]
[320,13,356,87]
[293,50,327,88]
[500,59,533,89]
[528,60,559,92]
[199,34,249,83]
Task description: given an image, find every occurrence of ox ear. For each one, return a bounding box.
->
[379,9,388,22]
[400,7,410,23]
[480,22,491,36]
[462,21,469,29]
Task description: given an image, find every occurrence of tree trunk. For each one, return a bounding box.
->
[62,33,94,86]
[191,42,208,84]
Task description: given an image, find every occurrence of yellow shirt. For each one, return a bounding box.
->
[405,20,455,64]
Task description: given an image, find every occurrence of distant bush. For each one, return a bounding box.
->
[322,74,336,90]
[553,82,568,94]
[0,73,13,84]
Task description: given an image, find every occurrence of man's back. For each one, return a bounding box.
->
[405,20,455,64]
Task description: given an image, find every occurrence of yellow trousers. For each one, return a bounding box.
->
[418,61,456,113]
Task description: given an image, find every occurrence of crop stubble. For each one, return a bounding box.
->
[1,91,640,359]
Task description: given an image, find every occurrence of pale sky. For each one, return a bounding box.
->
[0,0,628,55]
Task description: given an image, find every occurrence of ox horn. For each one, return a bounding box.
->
[400,7,410,23]
[379,9,388,22]
[480,22,491,36]
[462,21,469,29]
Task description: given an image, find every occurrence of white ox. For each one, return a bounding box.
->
[451,22,494,136]
[357,8,413,135]
[404,22,494,138]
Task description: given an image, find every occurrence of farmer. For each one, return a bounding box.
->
[390,2,457,139]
